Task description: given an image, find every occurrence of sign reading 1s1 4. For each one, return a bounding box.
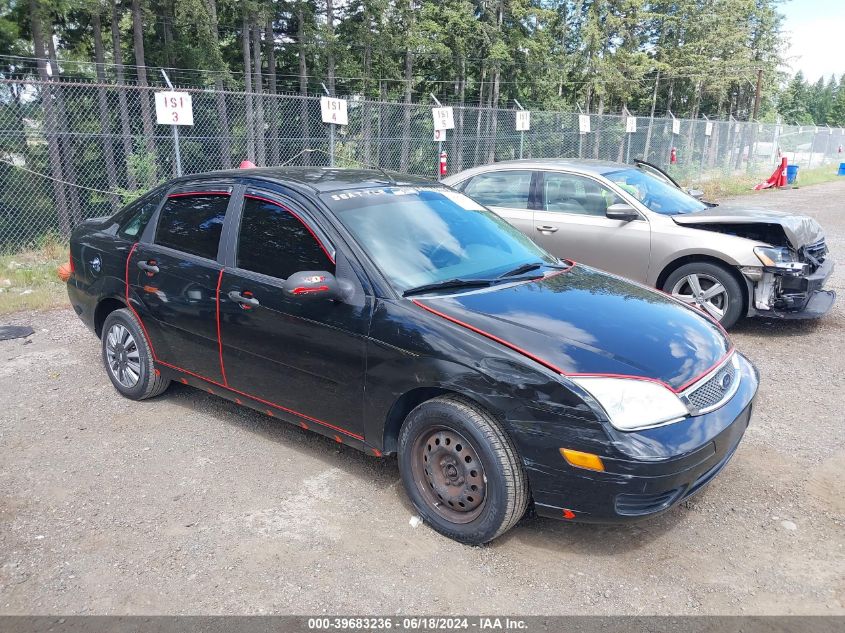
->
[321,97,349,125]
[155,91,194,126]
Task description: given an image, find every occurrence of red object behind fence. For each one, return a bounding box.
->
[753,156,788,190]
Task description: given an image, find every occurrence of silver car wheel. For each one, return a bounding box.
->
[671,273,728,321]
[105,323,141,388]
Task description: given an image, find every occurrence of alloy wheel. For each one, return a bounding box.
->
[105,323,141,388]
[410,427,487,524]
[671,273,729,321]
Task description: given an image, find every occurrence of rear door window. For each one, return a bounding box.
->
[154,192,230,260]
[117,194,162,240]
[463,170,533,209]
[236,194,335,279]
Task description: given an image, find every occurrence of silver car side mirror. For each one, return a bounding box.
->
[605,203,639,222]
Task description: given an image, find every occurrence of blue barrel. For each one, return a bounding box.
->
[838,162,845,176]
[786,164,799,184]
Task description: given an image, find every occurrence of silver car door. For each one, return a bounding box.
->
[462,169,535,235]
[532,171,651,282]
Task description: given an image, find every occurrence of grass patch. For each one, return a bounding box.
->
[692,164,844,201]
[789,164,845,188]
[0,234,70,315]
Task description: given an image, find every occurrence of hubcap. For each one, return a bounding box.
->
[105,323,141,388]
[671,273,729,321]
[410,427,487,524]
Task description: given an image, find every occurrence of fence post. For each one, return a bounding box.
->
[514,99,525,159]
[322,83,335,167]
[160,69,182,177]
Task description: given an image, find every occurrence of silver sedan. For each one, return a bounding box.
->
[443,159,834,328]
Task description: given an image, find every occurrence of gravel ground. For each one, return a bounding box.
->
[1,182,843,616]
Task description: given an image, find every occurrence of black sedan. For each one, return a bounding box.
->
[65,167,758,544]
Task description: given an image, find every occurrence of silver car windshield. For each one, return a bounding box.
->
[606,168,707,215]
[323,186,556,292]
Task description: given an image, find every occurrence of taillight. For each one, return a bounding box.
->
[57,253,73,282]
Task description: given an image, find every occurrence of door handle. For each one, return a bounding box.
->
[536,225,559,233]
[137,260,159,274]
[228,290,260,308]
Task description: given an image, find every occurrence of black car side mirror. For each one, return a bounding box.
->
[283,271,345,302]
[605,203,639,222]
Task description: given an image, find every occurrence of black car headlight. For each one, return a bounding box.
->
[570,377,689,431]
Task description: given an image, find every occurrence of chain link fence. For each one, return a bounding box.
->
[2,75,845,254]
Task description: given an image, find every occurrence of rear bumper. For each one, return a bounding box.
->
[527,354,758,523]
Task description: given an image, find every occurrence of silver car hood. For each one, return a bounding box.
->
[672,204,824,249]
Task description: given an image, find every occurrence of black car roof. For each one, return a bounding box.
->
[172,167,435,194]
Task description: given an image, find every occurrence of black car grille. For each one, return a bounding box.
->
[685,358,737,413]
[804,239,827,265]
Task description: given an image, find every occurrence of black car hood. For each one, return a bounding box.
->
[417,266,731,391]
[672,204,824,249]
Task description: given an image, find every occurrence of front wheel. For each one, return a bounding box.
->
[398,395,529,544]
[663,262,745,329]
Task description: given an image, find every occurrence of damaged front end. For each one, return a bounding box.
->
[740,239,835,318]
[672,213,836,319]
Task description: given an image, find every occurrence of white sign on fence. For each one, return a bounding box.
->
[320,96,348,125]
[671,117,680,135]
[705,121,713,137]
[626,116,637,134]
[432,107,455,131]
[433,128,447,142]
[515,110,531,131]
[578,114,590,134]
[155,91,194,125]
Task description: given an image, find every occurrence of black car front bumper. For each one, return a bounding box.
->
[525,354,759,523]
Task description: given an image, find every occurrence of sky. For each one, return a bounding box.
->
[780,0,845,82]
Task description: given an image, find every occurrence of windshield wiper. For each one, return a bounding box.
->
[498,261,545,278]
[498,261,570,278]
[403,269,553,297]
[403,277,497,297]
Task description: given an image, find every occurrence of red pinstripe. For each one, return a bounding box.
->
[168,191,230,198]
[215,268,227,386]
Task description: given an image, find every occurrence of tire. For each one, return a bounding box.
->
[101,308,170,400]
[663,261,745,329]
[398,395,529,544]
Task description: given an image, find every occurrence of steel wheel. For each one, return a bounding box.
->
[410,427,487,524]
[671,272,729,321]
[105,323,141,388]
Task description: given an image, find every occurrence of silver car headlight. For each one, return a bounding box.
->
[570,377,689,431]
[754,246,797,267]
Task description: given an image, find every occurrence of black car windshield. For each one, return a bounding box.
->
[605,168,707,215]
[323,186,557,292]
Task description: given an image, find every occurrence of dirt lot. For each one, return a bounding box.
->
[1,182,843,615]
